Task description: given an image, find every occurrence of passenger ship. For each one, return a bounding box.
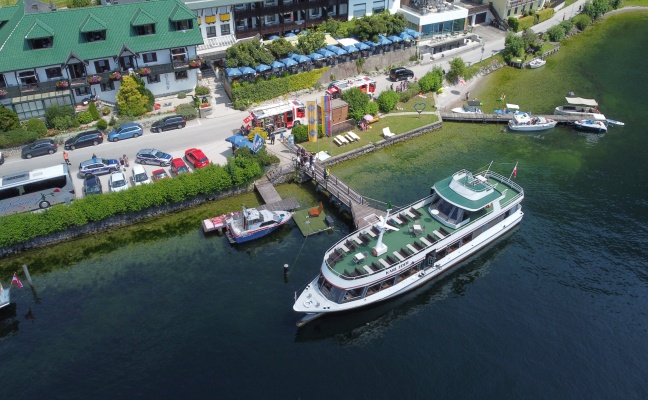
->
[293,167,524,326]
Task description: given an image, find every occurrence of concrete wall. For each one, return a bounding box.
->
[318,46,417,84]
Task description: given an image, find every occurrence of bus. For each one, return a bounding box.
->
[326,76,377,99]
[244,99,306,133]
[0,164,75,216]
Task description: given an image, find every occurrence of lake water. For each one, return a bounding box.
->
[2,12,648,399]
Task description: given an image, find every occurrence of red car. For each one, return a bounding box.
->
[170,158,190,176]
[184,148,210,169]
[151,169,169,181]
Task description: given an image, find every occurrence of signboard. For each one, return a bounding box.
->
[251,134,265,153]
[321,95,332,137]
[307,101,317,142]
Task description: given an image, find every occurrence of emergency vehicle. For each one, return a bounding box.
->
[244,99,306,133]
[326,76,377,99]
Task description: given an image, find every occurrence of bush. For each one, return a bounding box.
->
[0,129,40,148]
[108,116,116,126]
[0,108,20,132]
[88,102,100,121]
[96,119,108,130]
[66,0,90,8]
[377,90,399,112]
[23,118,48,136]
[536,8,554,23]
[547,25,566,42]
[177,92,187,99]
[44,104,76,129]
[518,16,535,32]
[247,126,268,142]
[176,103,198,120]
[195,85,211,96]
[446,57,466,84]
[77,111,94,124]
[364,101,379,117]
[418,70,442,93]
[291,124,309,143]
[508,17,519,32]
[560,20,574,35]
[52,115,79,131]
[102,107,111,116]
[573,14,592,30]
[342,87,370,121]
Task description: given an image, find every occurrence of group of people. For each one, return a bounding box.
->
[358,119,370,131]
[391,80,411,93]
[297,147,331,180]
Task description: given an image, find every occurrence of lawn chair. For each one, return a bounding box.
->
[383,127,395,139]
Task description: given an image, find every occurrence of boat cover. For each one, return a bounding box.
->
[564,97,598,106]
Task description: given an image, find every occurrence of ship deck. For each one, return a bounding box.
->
[326,176,521,279]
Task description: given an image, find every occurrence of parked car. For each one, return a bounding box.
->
[170,158,190,176]
[150,115,186,133]
[64,130,103,150]
[184,148,209,169]
[151,169,169,182]
[109,171,128,192]
[135,149,172,166]
[21,139,57,159]
[0,151,4,165]
[78,158,119,177]
[82,173,103,196]
[389,67,414,82]
[131,164,151,186]
[107,123,143,142]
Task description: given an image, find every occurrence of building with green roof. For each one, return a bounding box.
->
[0,0,203,120]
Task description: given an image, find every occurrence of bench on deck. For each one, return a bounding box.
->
[439,227,451,236]
[386,255,397,265]
[345,240,357,252]
[335,134,349,145]
[309,201,323,217]
[433,230,446,240]
[379,258,391,269]
[407,244,419,254]
[348,131,361,141]
[409,207,422,218]
[371,262,383,272]
[352,236,363,246]
[412,241,424,251]
[405,210,416,219]
[390,216,404,225]
[393,251,405,261]
[333,137,345,146]
[371,226,381,236]
[420,237,432,247]
[362,265,374,274]
[359,233,372,244]
[338,244,350,253]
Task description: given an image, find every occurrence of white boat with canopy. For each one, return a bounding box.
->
[508,112,557,131]
[555,97,606,120]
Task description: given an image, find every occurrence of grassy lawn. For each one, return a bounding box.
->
[538,42,557,54]
[464,54,506,80]
[395,92,436,113]
[624,0,648,5]
[301,113,438,156]
[564,0,577,7]
[1,0,71,6]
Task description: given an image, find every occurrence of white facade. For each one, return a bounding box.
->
[347,0,400,19]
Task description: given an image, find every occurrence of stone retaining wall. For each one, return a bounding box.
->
[318,47,417,84]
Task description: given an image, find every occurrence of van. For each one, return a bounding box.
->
[389,67,414,82]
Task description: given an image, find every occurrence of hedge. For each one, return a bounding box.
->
[518,16,535,32]
[0,154,273,248]
[536,8,554,23]
[231,68,328,110]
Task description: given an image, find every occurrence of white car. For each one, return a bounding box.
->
[109,171,129,192]
[131,164,151,186]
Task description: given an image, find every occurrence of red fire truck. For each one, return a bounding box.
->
[244,99,306,133]
[326,76,377,99]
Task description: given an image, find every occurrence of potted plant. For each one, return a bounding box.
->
[0,89,7,97]
[189,59,202,68]
[88,75,102,84]
[109,71,122,81]
[139,67,151,76]
[55,80,69,89]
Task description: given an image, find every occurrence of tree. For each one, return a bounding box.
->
[297,30,326,55]
[225,38,274,68]
[583,0,610,21]
[317,18,351,39]
[342,87,370,121]
[573,14,592,30]
[445,57,466,84]
[502,32,525,62]
[266,38,295,59]
[507,17,519,32]
[418,71,442,93]
[0,107,20,132]
[88,101,101,121]
[378,11,407,35]
[522,28,538,49]
[547,25,566,42]
[116,76,148,117]
[377,90,399,113]
[66,0,91,8]
[609,0,623,10]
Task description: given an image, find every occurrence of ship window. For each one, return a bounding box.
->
[320,278,333,297]
[328,286,346,303]
[366,282,381,297]
[342,287,364,303]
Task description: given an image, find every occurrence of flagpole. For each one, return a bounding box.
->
[487,160,493,173]
[508,161,518,181]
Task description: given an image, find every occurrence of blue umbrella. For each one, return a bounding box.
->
[404,28,421,38]
[355,42,370,50]
[326,45,348,56]
[387,35,403,43]
[268,35,280,40]
[270,60,285,69]
[343,45,359,53]
[225,68,242,77]
[255,64,271,73]
[285,33,296,37]
[308,52,324,60]
[290,53,310,63]
[399,32,414,41]
[225,135,253,147]
[363,41,378,48]
[377,36,392,46]
[280,58,297,67]
[317,48,335,58]
[239,66,256,75]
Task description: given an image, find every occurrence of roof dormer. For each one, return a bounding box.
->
[131,8,156,36]
[80,13,108,43]
[25,19,54,50]
[169,5,195,31]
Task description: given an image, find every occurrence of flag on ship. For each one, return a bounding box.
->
[513,162,518,178]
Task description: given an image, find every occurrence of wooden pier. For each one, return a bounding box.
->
[439,112,581,124]
[255,176,282,204]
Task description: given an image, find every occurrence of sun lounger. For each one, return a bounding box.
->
[363,265,374,274]
[336,134,349,144]
[383,127,395,139]
[393,251,405,261]
[333,137,344,146]
[345,133,355,142]
[348,132,361,141]
[433,230,446,240]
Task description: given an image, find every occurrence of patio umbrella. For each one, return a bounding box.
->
[268,35,280,40]
[399,32,414,41]
[255,64,271,73]
[285,33,296,37]
[225,135,253,147]
[326,45,348,56]
[355,42,370,51]
[307,52,324,61]
[239,66,256,75]
[364,41,379,48]
[404,28,421,38]
[290,53,310,63]
[280,57,297,67]
[316,48,335,58]
[387,35,403,43]
[270,60,285,69]
[377,36,392,46]
[225,68,242,77]
[363,114,374,122]
[343,45,359,53]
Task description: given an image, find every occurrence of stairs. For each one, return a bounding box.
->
[199,65,220,91]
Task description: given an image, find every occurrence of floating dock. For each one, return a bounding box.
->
[439,112,581,124]
[293,206,333,237]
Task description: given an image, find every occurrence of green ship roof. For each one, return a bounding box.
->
[434,173,503,211]
[0,0,203,74]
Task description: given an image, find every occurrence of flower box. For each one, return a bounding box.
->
[88,75,102,84]
[0,89,7,97]
[55,80,69,89]
[200,103,211,108]
[109,71,122,81]
[139,67,151,76]
[189,60,202,68]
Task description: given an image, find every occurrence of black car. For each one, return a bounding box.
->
[22,139,57,159]
[389,67,414,82]
[82,173,103,196]
[150,115,186,133]
[64,130,103,150]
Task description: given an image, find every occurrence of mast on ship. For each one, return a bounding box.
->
[372,203,398,257]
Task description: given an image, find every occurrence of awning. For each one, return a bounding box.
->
[326,45,347,56]
[565,97,598,106]
[387,35,403,43]
[343,45,359,53]
[317,48,335,57]
[225,135,252,147]
[404,28,421,38]
[290,53,310,63]
[307,52,324,60]
[355,42,370,50]
[399,32,414,41]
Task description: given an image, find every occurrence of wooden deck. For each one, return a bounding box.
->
[255,176,282,204]
[439,112,581,124]
[257,197,299,212]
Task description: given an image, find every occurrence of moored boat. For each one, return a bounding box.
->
[508,112,557,131]
[293,166,524,326]
[451,100,483,114]
[225,206,292,244]
[555,97,606,120]
[0,283,11,310]
[528,58,546,69]
[574,119,607,133]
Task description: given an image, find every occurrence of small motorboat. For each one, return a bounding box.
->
[451,100,483,114]
[606,119,625,126]
[508,112,557,132]
[225,206,292,244]
[528,58,546,69]
[555,97,606,120]
[574,119,607,133]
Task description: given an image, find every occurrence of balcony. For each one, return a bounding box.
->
[70,77,90,87]
[234,0,344,20]
[508,0,535,8]
[148,63,175,75]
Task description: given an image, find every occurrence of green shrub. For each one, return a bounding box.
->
[377,90,399,112]
[88,102,101,121]
[291,124,309,143]
[96,119,108,130]
[52,115,79,131]
[102,107,111,116]
[0,108,20,132]
[44,104,76,129]
[195,85,211,96]
[77,111,94,124]
[0,129,40,149]
[23,118,47,136]
[342,87,370,121]
[536,8,554,23]
[418,70,442,93]
[364,101,379,117]
[560,20,574,35]
[547,25,566,42]
[66,0,90,8]
[518,16,535,32]
[573,14,592,30]
[508,17,519,32]
[108,116,116,126]
[177,92,187,99]
[176,103,198,120]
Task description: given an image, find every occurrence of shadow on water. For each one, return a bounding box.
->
[294,227,520,345]
[0,303,19,340]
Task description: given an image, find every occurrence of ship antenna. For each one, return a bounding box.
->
[372,202,392,257]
